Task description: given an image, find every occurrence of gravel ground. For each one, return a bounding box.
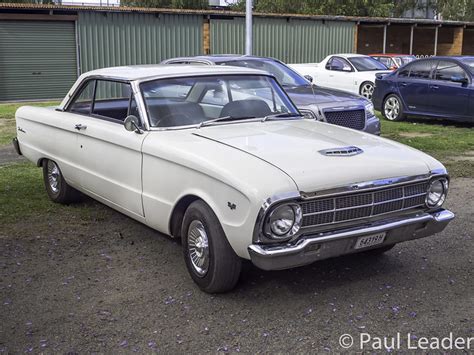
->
[1,178,473,353]
[0,145,25,166]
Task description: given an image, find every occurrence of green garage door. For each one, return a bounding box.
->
[0,21,77,101]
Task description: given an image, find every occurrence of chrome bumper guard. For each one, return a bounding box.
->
[248,209,454,271]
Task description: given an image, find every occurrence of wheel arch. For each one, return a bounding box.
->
[359,80,374,91]
[37,157,46,167]
[168,194,202,239]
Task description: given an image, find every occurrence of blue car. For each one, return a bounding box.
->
[373,56,474,122]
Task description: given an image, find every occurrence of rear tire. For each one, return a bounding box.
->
[181,200,242,293]
[42,159,82,204]
[383,94,406,121]
[359,81,375,99]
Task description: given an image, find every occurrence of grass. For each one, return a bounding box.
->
[0,162,104,224]
[0,101,59,146]
[377,112,474,177]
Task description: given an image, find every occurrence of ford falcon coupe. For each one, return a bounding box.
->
[289,54,391,100]
[161,55,380,135]
[14,65,454,293]
[373,56,474,122]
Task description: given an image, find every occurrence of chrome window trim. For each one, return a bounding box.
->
[253,169,448,244]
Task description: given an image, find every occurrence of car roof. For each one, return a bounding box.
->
[162,55,279,64]
[369,53,413,57]
[82,64,267,81]
[331,53,368,58]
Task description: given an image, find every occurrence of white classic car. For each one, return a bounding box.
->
[14,65,454,293]
[289,54,391,99]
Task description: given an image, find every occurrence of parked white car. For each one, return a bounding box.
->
[14,65,454,293]
[289,54,391,99]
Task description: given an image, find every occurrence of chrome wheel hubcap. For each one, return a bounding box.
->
[47,161,61,193]
[384,97,400,120]
[187,220,209,276]
[361,83,374,99]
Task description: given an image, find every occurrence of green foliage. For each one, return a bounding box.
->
[228,0,474,20]
[120,0,209,9]
[229,0,396,17]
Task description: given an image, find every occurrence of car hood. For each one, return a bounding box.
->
[193,119,440,193]
[284,85,363,106]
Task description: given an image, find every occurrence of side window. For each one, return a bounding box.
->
[434,61,468,82]
[377,57,392,68]
[201,88,229,106]
[408,61,433,79]
[92,80,132,122]
[398,64,411,78]
[68,80,95,115]
[327,57,351,71]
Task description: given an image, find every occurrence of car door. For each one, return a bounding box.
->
[428,60,470,118]
[397,60,434,113]
[65,79,147,218]
[324,56,355,92]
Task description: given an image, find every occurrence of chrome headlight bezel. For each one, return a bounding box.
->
[364,101,375,118]
[299,109,316,120]
[263,203,302,240]
[425,178,448,209]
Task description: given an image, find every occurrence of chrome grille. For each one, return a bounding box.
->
[324,109,365,130]
[301,181,428,228]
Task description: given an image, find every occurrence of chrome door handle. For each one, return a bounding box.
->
[430,85,439,90]
[74,124,87,131]
[400,82,407,87]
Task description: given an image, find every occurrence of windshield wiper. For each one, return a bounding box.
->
[261,112,302,122]
[197,115,256,129]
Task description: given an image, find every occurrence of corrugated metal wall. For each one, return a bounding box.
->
[211,17,355,63]
[77,11,203,73]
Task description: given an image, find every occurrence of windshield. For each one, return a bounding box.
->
[348,56,388,71]
[218,59,309,87]
[141,75,299,128]
[462,58,474,74]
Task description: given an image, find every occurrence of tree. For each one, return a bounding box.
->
[121,0,209,9]
[227,0,474,20]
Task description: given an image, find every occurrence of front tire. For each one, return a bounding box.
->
[383,94,406,121]
[359,81,374,99]
[42,159,81,204]
[181,200,242,293]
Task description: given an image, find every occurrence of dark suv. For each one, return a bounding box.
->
[162,55,380,134]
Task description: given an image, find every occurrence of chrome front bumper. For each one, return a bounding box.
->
[248,209,454,271]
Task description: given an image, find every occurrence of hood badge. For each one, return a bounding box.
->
[319,146,364,157]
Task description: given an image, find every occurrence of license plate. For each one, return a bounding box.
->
[354,232,386,249]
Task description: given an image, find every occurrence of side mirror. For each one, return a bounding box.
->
[342,66,352,72]
[304,75,313,83]
[124,115,143,134]
[450,75,468,84]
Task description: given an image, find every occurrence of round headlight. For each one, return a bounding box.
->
[266,204,302,238]
[426,179,447,208]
